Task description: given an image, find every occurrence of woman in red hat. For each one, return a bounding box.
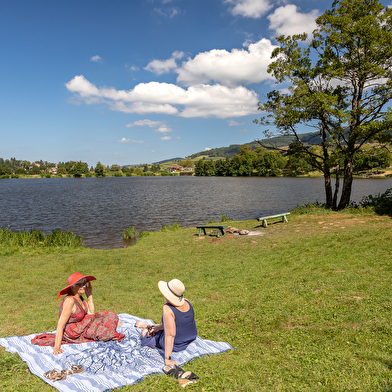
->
[31,272,125,354]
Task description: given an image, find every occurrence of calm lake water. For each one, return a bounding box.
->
[0,176,391,249]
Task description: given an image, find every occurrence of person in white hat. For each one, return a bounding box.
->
[135,279,197,367]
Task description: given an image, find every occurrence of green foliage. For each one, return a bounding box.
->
[220,214,231,222]
[256,0,392,210]
[122,226,137,240]
[356,188,392,216]
[94,161,106,177]
[0,228,82,249]
[291,201,331,215]
[138,231,151,238]
[28,166,41,175]
[160,223,180,232]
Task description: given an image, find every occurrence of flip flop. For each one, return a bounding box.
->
[44,369,67,382]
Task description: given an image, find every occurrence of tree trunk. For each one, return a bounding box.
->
[324,170,333,208]
[337,159,354,210]
[332,164,340,210]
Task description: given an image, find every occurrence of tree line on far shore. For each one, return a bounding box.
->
[194,144,392,177]
[0,158,170,178]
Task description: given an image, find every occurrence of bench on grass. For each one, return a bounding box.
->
[257,212,290,228]
[196,225,227,237]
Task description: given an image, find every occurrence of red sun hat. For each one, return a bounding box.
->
[56,272,96,300]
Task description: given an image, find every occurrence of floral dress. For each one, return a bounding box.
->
[31,296,125,346]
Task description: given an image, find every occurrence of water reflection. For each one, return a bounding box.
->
[0,176,391,249]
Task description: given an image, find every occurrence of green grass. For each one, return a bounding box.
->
[1,210,392,391]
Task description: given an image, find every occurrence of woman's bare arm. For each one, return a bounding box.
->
[53,297,74,355]
[162,305,178,366]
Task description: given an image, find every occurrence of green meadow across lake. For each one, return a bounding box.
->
[1,205,391,391]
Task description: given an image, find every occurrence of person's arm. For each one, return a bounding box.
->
[162,305,178,366]
[53,298,74,355]
[85,282,94,315]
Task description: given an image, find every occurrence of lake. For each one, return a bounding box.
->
[0,176,391,249]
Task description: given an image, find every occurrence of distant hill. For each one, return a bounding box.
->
[189,131,318,160]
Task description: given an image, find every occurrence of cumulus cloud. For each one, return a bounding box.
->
[176,39,276,86]
[90,55,102,62]
[145,51,184,75]
[204,147,212,151]
[160,136,172,140]
[65,75,259,118]
[225,0,272,18]
[268,5,319,37]
[119,138,144,143]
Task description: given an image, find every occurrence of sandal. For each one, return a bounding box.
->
[65,364,84,375]
[44,369,67,382]
[147,325,156,337]
[163,365,185,379]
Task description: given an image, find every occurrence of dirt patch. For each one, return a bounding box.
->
[209,238,223,243]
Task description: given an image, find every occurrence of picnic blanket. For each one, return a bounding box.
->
[0,313,233,392]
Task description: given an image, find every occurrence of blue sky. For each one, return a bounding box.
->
[1,0,390,167]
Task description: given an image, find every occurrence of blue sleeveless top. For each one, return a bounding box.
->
[157,299,197,351]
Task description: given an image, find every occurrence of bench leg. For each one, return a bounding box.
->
[262,219,268,228]
[282,215,288,223]
[198,228,204,236]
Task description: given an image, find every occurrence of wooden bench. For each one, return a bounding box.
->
[257,212,290,228]
[196,225,227,237]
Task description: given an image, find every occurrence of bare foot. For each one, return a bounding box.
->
[135,321,148,329]
[118,321,123,326]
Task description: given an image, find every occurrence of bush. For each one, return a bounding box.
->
[123,226,136,240]
[357,188,392,216]
[1,175,10,179]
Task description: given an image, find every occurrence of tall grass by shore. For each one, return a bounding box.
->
[0,228,83,251]
[0,207,391,391]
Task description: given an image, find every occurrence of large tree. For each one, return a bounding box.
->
[255,0,392,209]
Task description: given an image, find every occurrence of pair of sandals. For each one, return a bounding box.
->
[44,364,83,382]
[163,365,199,388]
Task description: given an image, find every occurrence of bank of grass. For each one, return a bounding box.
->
[1,208,392,391]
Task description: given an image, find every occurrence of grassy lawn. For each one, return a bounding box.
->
[1,209,391,391]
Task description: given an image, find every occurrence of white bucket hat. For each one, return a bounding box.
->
[158,279,185,306]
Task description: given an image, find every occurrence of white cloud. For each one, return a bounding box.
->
[129,65,139,71]
[155,126,174,133]
[65,75,259,118]
[126,119,163,128]
[228,120,245,126]
[225,0,272,18]
[268,5,319,37]
[119,138,144,143]
[176,39,277,86]
[90,55,102,62]
[160,136,172,140]
[204,147,212,151]
[145,51,184,75]
[154,7,179,18]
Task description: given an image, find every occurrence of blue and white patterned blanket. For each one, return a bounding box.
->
[0,313,233,392]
